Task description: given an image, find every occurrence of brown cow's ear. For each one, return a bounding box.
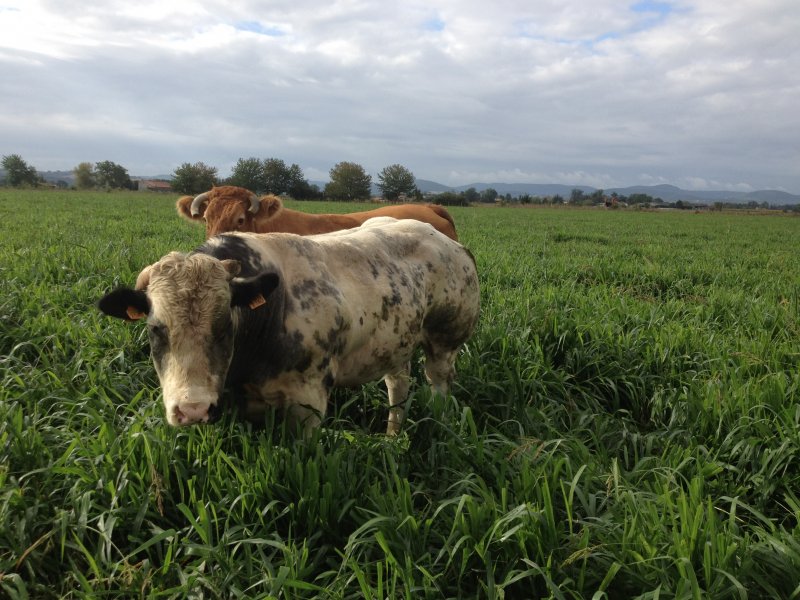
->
[176,196,203,223]
[98,288,150,321]
[258,196,283,219]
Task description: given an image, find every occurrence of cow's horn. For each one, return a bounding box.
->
[248,193,261,214]
[190,192,210,217]
[135,265,153,291]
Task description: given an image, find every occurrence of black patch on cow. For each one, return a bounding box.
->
[423,304,472,350]
[313,314,349,355]
[147,320,169,358]
[379,288,403,321]
[322,371,334,390]
[291,275,342,311]
[223,273,310,387]
[147,318,170,376]
[196,235,265,277]
[367,259,380,279]
[292,279,318,310]
[206,311,235,386]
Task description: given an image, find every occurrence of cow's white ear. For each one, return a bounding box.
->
[221,259,241,279]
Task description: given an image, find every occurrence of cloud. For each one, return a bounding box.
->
[1,0,798,192]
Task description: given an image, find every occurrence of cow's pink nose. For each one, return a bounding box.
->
[174,402,210,425]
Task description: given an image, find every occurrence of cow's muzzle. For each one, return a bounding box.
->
[172,402,220,425]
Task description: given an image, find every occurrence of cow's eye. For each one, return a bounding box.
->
[148,323,168,341]
[236,216,245,228]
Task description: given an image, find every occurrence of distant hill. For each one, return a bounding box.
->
[415,180,800,205]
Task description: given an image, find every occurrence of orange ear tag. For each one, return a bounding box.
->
[249,294,267,310]
[126,306,146,320]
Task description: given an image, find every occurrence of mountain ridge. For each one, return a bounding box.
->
[414,180,800,205]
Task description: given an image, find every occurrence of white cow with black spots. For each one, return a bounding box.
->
[98,218,480,434]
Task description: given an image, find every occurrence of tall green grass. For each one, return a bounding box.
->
[1,190,800,598]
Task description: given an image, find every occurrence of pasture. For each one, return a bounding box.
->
[1,189,799,598]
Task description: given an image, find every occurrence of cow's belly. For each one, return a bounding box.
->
[333,342,417,386]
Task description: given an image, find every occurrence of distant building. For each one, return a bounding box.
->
[136,179,173,192]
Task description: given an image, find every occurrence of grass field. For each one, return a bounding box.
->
[1,189,800,598]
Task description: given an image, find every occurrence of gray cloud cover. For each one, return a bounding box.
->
[1,0,798,192]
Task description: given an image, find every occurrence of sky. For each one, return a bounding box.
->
[1,0,799,193]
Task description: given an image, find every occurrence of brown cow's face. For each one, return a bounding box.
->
[204,197,254,237]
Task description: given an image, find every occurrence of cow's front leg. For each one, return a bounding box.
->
[384,363,412,435]
[257,374,328,436]
[283,384,328,436]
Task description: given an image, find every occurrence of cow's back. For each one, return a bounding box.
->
[345,204,458,240]
[227,220,478,386]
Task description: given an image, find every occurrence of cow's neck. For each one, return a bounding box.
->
[227,282,289,385]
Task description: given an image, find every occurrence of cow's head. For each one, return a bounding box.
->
[98,252,279,426]
[176,186,283,238]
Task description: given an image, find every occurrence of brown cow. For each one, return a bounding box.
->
[176,185,459,240]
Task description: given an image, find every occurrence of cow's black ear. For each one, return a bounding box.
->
[230,272,280,309]
[98,288,150,321]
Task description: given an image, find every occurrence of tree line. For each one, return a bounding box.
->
[1,154,420,202]
[5,154,798,211]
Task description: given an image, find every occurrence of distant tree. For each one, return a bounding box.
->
[2,154,39,187]
[325,162,371,201]
[552,194,564,204]
[570,188,586,205]
[73,162,95,189]
[481,188,498,203]
[377,164,417,201]
[262,158,292,195]
[519,193,532,205]
[228,157,264,191]
[171,162,218,194]
[628,193,654,205]
[289,180,323,200]
[286,164,319,199]
[463,187,480,204]
[95,161,133,189]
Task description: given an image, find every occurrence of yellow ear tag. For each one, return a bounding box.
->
[126,306,146,320]
[249,294,267,310]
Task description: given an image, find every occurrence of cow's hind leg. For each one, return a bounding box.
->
[384,363,412,435]
[423,346,459,397]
